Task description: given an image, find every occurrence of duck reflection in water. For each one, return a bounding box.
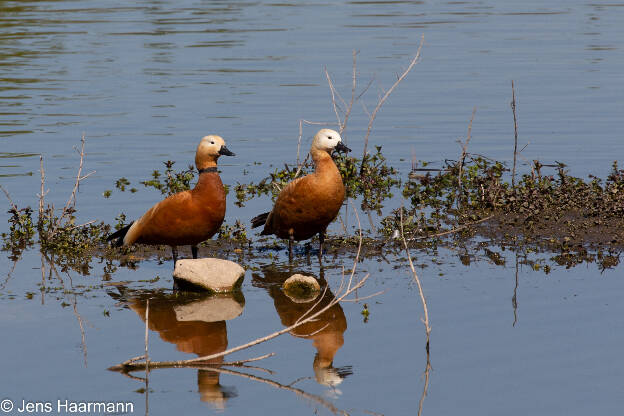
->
[109,288,244,409]
[252,266,352,388]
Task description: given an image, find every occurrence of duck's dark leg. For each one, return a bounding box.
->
[191,245,198,259]
[288,230,294,263]
[319,230,325,258]
[172,246,178,264]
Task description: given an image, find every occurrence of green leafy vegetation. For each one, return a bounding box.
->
[5,140,624,274]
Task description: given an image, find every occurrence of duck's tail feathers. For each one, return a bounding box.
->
[106,222,134,247]
[251,212,270,229]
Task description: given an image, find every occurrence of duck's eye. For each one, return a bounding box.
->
[328,136,333,140]
[210,141,215,145]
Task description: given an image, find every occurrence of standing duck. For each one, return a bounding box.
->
[251,129,350,258]
[107,135,235,261]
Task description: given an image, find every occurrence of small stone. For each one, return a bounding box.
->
[174,294,244,322]
[173,258,245,293]
[283,274,321,303]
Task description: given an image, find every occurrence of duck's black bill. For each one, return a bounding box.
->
[219,145,235,156]
[335,142,351,153]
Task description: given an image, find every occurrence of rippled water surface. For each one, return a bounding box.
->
[1,1,624,415]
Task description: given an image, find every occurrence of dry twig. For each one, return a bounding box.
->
[511,80,519,187]
[457,106,477,202]
[399,207,431,352]
[361,35,425,172]
[341,50,358,136]
[0,185,17,212]
[418,358,432,416]
[50,133,95,236]
[38,155,47,221]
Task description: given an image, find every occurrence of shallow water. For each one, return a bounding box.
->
[2,0,624,415]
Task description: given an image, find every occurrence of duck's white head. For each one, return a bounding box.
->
[195,135,235,169]
[311,129,351,154]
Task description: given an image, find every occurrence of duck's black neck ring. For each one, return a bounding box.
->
[198,167,218,174]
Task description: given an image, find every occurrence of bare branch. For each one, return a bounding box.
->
[457,106,477,203]
[144,298,150,373]
[340,50,358,136]
[361,35,424,168]
[38,155,46,221]
[50,133,92,236]
[511,80,519,187]
[325,67,345,129]
[400,206,431,352]
[221,353,276,367]
[0,185,17,212]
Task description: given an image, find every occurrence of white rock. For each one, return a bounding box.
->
[174,294,244,322]
[283,274,321,303]
[173,258,245,292]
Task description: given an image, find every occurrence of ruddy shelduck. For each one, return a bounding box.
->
[251,129,350,258]
[107,135,235,261]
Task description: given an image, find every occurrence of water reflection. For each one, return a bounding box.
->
[111,289,243,409]
[252,266,353,388]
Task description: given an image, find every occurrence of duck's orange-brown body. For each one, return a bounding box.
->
[262,151,344,241]
[252,129,350,259]
[107,134,234,259]
[125,172,226,246]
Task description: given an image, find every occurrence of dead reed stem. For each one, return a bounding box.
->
[340,49,358,137]
[144,298,150,416]
[457,106,477,203]
[512,253,519,327]
[361,35,424,173]
[0,185,17,212]
[50,133,95,237]
[399,206,431,352]
[511,80,519,187]
[38,155,46,222]
[417,357,431,416]
[144,299,150,372]
[325,67,346,129]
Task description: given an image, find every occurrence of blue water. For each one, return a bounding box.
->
[2,1,624,415]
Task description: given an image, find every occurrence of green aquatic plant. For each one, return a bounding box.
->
[360,303,370,323]
[110,161,197,198]
[1,206,35,254]
[232,147,400,215]
[140,160,196,196]
[217,219,249,243]
[336,146,401,214]
[6,134,624,275]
